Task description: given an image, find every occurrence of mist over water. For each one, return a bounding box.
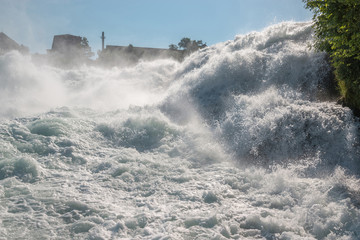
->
[0,51,178,118]
[1,22,360,239]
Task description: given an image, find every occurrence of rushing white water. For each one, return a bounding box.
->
[1,22,360,240]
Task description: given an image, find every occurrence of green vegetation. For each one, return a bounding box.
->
[169,37,207,54]
[80,37,94,59]
[303,0,360,114]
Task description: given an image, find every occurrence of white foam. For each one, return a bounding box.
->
[0,21,359,239]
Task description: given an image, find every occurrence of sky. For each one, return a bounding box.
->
[0,0,312,55]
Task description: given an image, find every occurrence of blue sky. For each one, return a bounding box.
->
[0,0,312,55]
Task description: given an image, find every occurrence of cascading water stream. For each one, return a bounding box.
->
[0,22,359,239]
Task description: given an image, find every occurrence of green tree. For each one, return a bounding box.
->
[170,37,207,54]
[178,37,192,50]
[80,37,94,59]
[303,0,360,114]
[168,44,178,50]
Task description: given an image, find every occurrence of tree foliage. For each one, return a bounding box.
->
[80,37,94,59]
[303,0,360,113]
[168,44,178,50]
[169,37,207,54]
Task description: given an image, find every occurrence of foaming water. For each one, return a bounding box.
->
[0,53,178,118]
[1,22,360,239]
[0,52,66,118]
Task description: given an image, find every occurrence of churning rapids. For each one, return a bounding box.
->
[1,22,360,240]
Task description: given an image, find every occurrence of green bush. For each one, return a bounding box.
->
[303,0,360,114]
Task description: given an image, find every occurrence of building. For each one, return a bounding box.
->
[50,34,82,54]
[46,34,93,67]
[0,32,29,55]
[99,44,184,66]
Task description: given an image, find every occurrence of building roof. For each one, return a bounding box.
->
[106,45,170,52]
[51,34,82,52]
[0,32,22,51]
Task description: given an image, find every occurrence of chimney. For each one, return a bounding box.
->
[101,32,105,51]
